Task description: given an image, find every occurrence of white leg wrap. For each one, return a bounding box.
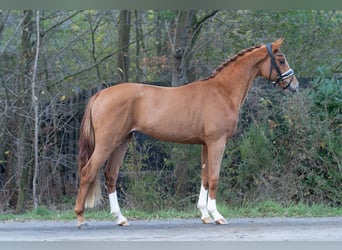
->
[197,185,210,220]
[207,198,225,222]
[109,191,128,225]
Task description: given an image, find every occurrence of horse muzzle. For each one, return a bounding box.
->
[274,71,299,92]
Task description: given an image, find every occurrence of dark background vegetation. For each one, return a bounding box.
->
[0,10,341,213]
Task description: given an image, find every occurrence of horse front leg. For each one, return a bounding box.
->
[197,144,211,224]
[206,139,227,225]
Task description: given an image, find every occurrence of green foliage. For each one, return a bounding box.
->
[158,10,176,21]
[239,123,274,171]
[217,74,341,207]
[193,10,341,80]
[311,67,341,119]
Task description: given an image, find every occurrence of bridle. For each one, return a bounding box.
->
[266,43,294,90]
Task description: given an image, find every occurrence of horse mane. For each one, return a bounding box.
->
[202,44,263,80]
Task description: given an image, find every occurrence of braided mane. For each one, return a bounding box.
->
[202,44,262,80]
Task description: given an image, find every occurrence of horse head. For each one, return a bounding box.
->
[260,38,299,92]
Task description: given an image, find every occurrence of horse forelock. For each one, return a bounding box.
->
[202,44,263,80]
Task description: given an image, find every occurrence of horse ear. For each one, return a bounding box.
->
[272,38,285,49]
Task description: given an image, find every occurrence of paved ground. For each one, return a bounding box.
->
[1,217,342,241]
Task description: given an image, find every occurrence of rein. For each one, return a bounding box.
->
[266,43,294,90]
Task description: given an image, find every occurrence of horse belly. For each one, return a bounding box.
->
[134,102,204,144]
[144,127,204,144]
[134,114,203,144]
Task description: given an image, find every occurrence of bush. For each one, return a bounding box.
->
[219,76,341,207]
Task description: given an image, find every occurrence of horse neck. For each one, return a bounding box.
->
[214,50,265,110]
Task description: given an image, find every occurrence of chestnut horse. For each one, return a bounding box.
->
[74,38,298,228]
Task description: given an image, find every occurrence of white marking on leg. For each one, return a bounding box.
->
[197,185,211,222]
[207,198,227,224]
[202,164,206,169]
[109,191,129,226]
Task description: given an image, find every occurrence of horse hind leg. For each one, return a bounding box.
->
[75,146,112,229]
[104,136,131,226]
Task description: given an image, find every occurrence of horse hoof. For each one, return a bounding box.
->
[215,218,228,225]
[201,217,212,224]
[118,220,129,226]
[77,221,88,229]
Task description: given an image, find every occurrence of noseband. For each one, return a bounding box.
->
[266,43,294,90]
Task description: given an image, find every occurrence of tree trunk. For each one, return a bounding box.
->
[171,10,197,87]
[171,10,219,87]
[32,10,40,209]
[134,10,145,82]
[117,10,131,82]
[15,10,34,213]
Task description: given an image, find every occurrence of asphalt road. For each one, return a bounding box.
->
[1,217,342,241]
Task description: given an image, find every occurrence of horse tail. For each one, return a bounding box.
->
[78,92,102,208]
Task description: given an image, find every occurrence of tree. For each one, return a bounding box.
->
[117,10,131,82]
[170,10,218,86]
[32,10,40,209]
[15,10,34,212]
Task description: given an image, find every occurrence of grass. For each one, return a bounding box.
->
[1,200,342,222]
